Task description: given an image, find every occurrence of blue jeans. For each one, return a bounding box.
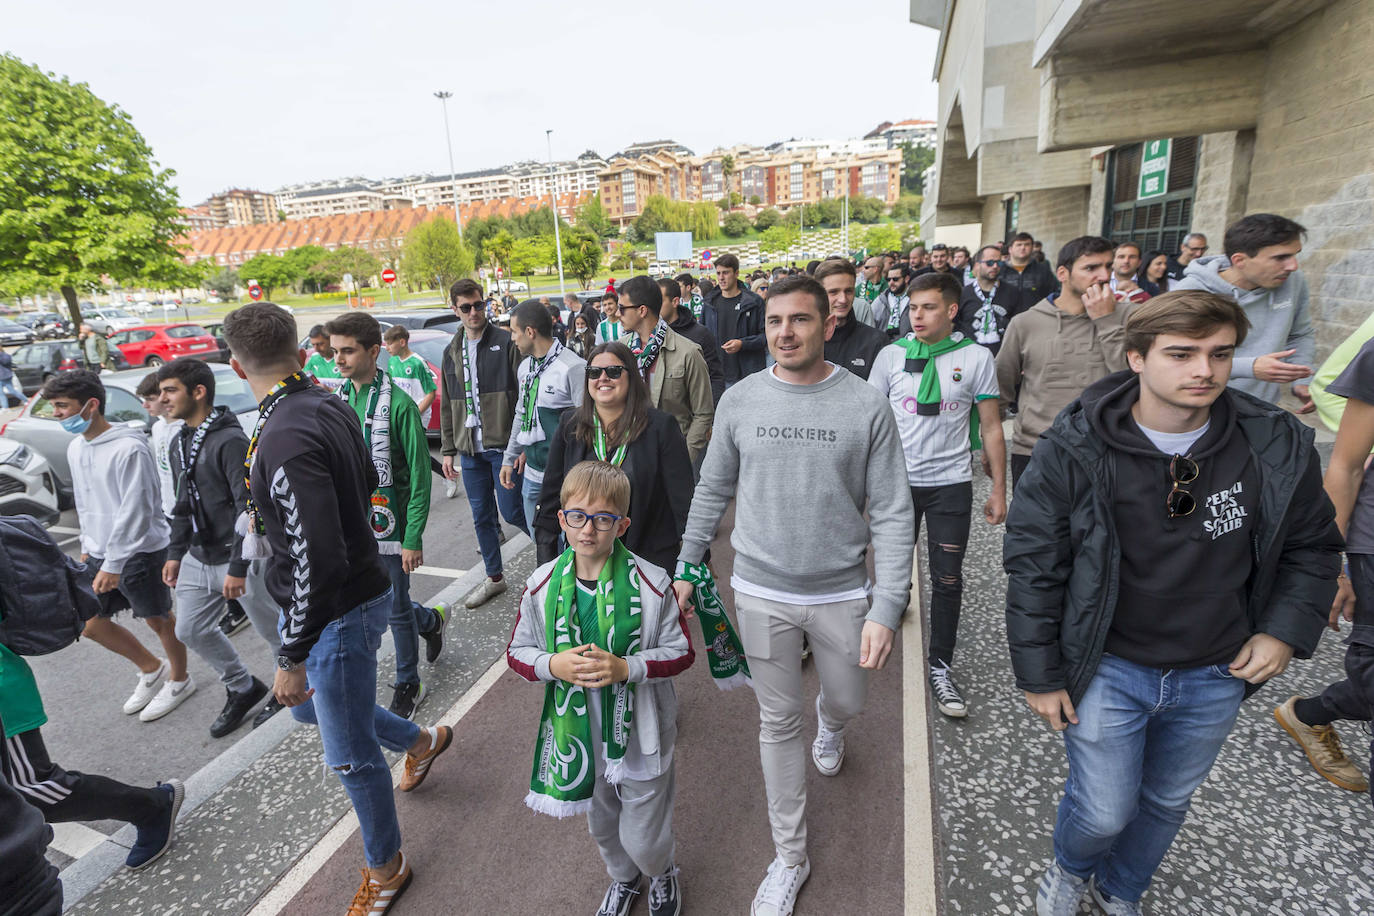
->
[380,553,438,688]
[459,449,527,578]
[285,589,422,868]
[0,377,23,405]
[1054,653,1245,902]
[521,474,540,537]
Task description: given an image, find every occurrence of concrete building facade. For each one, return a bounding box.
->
[912,0,1373,350]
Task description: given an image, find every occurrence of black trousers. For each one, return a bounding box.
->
[4,728,166,826]
[911,482,973,666]
[1011,453,1032,489]
[1317,554,1374,724]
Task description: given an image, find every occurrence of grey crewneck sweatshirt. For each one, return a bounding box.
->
[678,365,915,629]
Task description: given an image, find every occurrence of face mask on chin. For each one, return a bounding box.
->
[60,400,94,435]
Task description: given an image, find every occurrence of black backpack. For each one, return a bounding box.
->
[0,516,100,656]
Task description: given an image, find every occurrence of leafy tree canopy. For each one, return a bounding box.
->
[401,216,473,294]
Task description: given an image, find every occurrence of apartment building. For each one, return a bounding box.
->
[192,189,278,228]
[865,119,937,149]
[912,0,1372,350]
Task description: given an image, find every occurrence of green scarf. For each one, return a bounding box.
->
[526,542,641,817]
[339,372,402,554]
[676,562,751,690]
[894,334,986,449]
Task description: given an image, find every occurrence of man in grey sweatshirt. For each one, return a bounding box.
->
[673,275,914,916]
[1175,213,1316,410]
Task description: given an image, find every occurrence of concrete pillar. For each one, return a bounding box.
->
[1190,131,1256,248]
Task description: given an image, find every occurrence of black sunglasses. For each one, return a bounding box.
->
[1167,454,1199,518]
[587,365,627,380]
[980,259,1000,267]
[455,302,483,314]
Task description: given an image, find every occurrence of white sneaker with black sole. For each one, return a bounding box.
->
[811,696,845,776]
[751,856,809,916]
[123,659,168,715]
[928,661,967,718]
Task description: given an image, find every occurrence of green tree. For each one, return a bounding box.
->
[891,194,924,220]
[312,247,382,288]
[721,212,751,237]
[748,195,762,206]
[861,224,903,253]
[205,267,239,299]
[851,196,886,223]
[634,196,673,240]
[720,155,735,198]
[401,217,474,295]
[575,193,616,239]
[510,236,554,285]
[561,227,602,289]
[759,224,799,253]
[753,208,782,232]
[899,141,935,194]
[285,245,330,293]
[239,253,296,299]
[0,55,184,329]
[485,230,515,278]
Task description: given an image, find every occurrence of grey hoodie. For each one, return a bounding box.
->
[66,423,171,572]
[1175,254,1315,403]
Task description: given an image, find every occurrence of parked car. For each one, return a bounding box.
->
[0,363,259,509]
[0,317,34,347]
[199,322,231,362]
[108,323,220,367]
[0,437,60,527]
[8,341,131,395]
[369,310,460,333]
[83,308,143,334]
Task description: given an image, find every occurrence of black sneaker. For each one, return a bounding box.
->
[210,677,270,738]
[648,868,682,916]
[929,662,967,718]
[126,779,184,870]
[217,602,249,637]
[421,603,448,664]
[595,876,642,916]
[388,681,426,721]
[251,696,284,729]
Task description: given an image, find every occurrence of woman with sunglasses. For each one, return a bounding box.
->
[533,342,694,571]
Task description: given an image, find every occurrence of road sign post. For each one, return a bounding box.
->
[382,268,397,308]
[247,280,263,302]
[1138,139,1171,200]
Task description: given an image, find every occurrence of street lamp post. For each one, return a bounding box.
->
[546,129,566,297]
[434,91,463,240]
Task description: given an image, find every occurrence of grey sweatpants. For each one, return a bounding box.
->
[174,555,280,693]
[588,760,677,883]
[735,593,871,865]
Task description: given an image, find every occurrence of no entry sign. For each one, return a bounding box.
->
[382,268,397,285]
[248,285,263,301]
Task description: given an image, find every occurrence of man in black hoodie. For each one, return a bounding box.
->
[658,276,725,404]
[1006,291,1342,916]
[702,253,766,385]
[158,358,283,737]
[817,258,886,380]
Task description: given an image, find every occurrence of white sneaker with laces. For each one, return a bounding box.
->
[123,659,168,715]
[1035,861,1089,916]
[463,575,507,609]
[811,696,845,776]
[751,856,810,916]
[1091,877,1144,915]
[139,676,197,722]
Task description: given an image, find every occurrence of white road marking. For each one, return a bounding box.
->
[48,822,108,859]
[57,536,80,548]
[245,655,511,916]
[412,564,470,579]
[904,545,940,915]
[49,526,81,535]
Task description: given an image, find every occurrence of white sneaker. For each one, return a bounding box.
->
[463,576,507,609]
[811,696,845,776]
[122,660,168,715]
[751,856,810,916]
[444,477,459,499]
[139,676,197,722]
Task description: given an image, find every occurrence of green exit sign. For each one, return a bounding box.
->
[1138,139,1171,200]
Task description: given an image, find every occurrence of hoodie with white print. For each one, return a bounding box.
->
[1175,254,1315,403]
[67,424,170,573]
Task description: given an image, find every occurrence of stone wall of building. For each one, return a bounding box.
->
[1014,186,1091,261]
[1246,0,1374,353]
[1189,130,1256,255]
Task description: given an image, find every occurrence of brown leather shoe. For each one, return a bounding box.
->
[346,853,413,915]
[399,726,453,792]
[1275,696,1369,792]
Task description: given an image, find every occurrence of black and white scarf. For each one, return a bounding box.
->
[181,406,227,534]
[629,319,669,381]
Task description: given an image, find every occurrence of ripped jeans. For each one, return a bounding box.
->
[285,588,421,867]
[910,481,972,667]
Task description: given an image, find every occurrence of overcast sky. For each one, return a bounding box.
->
[7,0,939,205]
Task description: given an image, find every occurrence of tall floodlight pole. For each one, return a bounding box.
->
[547,130,566,296]
[434,91,462,240]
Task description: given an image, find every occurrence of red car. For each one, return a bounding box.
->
[109,324,221,367]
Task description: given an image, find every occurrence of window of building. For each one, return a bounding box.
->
[621,171,637,213]
[789,163,803,201]
[1104,136,1199,254]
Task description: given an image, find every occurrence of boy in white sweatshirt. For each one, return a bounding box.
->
[43,371,194,722]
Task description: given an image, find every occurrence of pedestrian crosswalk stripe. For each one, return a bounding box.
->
[413,565,470,579]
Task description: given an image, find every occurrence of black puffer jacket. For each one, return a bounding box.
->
[1003,371,1342,705]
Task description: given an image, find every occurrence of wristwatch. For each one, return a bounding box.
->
[276,655,303,671]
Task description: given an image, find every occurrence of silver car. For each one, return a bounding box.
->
[0,437,61,527]
[0,363,259,508]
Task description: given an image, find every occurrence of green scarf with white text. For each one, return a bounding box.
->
[526,542,641,817]
[677,561,751,690]
[338,371,402,554]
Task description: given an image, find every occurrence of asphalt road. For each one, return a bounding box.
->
[27,439,522,843]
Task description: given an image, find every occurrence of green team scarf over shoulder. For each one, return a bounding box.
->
[338,371,401,554]
[677,562,751,690]
[526,542,642,818]
[894,333,987,449]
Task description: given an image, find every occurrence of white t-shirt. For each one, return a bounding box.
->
[868,340,999,487]
[731,576,871,607]
[1136,419,1210,455]
[150,416,184,518]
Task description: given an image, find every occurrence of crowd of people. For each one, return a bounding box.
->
[1,210,1369,916]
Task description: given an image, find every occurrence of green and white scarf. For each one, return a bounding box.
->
[461,336,481,429]
[593,412,628,466]
[629,319,669,381]
[970,282,1005,345]
[676,561,751,690]
[516,340,564,444]
[598,319,622,343]
[895,333,986,449]
[856,277,886,303]
[885,293,908,332]
[526,542,642,817]
[689,291,703,321]
[338,371,402,554]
